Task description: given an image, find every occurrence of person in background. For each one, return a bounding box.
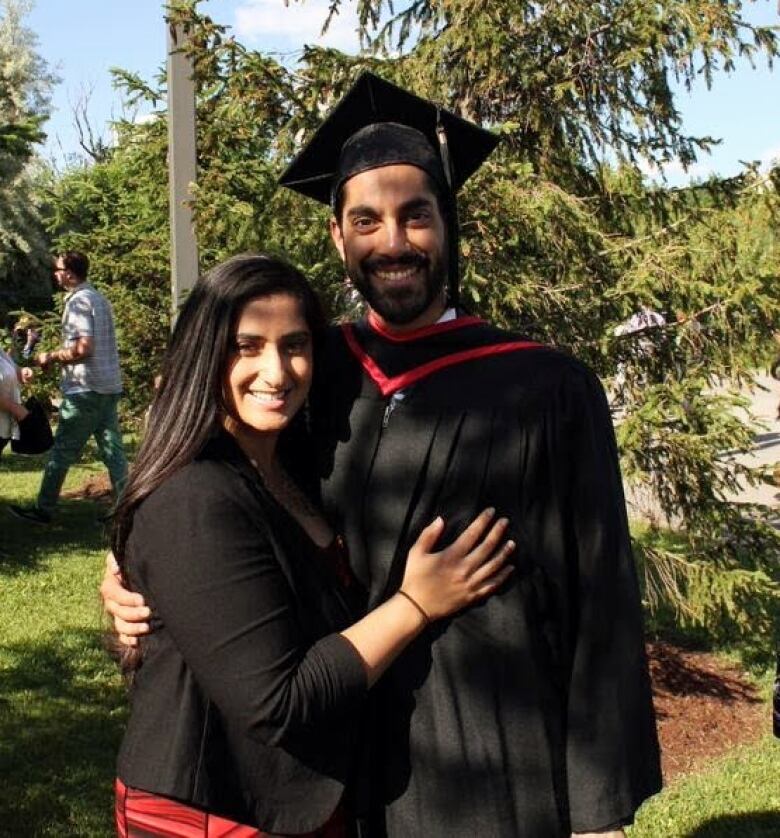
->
[10,251,127,524]
[12,314,42,362]
[0,345,33,457]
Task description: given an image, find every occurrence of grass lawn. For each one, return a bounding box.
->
[0,445,125,837]
[630,737,780,837]
[1,446,778,836]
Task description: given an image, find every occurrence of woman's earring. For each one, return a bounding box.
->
[218,403,240,436]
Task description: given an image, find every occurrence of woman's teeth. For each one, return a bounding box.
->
[249,391,287,402]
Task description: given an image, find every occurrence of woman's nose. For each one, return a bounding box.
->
[258,347,287,387]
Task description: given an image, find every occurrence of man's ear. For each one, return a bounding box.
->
[330,217,346,263]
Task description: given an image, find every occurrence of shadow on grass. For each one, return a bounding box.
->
[685,811,780,837]
[0,497,109,577]
[0,628,127,836]
[649,642,763,704]
[647,623,778,676]
[0,450,49,473]
[0,433,139,475]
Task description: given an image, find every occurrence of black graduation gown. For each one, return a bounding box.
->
[310,315,662,838]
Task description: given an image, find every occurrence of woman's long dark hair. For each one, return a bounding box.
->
[111,253,326,570]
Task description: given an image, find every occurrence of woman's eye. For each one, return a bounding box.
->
[285,338,310,355]
[236,343,259,356]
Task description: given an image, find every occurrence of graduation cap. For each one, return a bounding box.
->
[279,71,499,206]
[279,72,499,305]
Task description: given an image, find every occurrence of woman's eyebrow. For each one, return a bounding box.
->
[235,330,311,340]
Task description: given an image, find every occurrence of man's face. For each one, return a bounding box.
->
[330,164,449,329]
[53,257,79,291]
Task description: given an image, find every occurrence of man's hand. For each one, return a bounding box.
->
[101,552,150,647]
[36,351,53,370]
[11,402,29,422]
[19,366,34,384]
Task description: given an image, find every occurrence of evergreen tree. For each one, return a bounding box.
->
[0,0,56,319]
[43,0,779,642]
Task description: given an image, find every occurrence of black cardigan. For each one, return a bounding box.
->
[117,433,367,834]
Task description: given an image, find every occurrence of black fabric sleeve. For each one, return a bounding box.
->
[130,464,367,750]
[557,366,662,832]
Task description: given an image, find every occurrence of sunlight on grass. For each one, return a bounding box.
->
[1,447,125,836]
[630,737,780,837]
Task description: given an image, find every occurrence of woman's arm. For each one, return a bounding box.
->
[130,466,512,749]
[341,510,514,687]
[133,470,365,750]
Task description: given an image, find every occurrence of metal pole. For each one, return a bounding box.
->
[167,21,199,320]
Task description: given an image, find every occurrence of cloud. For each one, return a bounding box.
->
[234,0,361,52]
[638,156,716,184]
[758,144,780,170]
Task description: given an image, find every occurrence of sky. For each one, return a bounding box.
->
[23,0,780,184]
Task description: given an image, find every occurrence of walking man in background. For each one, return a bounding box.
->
[11,251,127,523]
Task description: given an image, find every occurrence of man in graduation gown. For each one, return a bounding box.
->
[104,74,661,837]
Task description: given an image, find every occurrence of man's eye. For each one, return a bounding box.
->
[407,210,431,225]
[353,217,377,230]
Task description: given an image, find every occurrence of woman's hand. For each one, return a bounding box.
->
[400,508,515,622]
[19,366,34,384]
[340,509,515,686]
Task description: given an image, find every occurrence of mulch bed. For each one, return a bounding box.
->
[65,476,769,782]
[648,641,767,781]
[62,473,112,501]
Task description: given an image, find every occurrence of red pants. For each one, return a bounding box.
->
[115,779,347,838]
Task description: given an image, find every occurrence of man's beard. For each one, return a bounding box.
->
[345,250,448,326]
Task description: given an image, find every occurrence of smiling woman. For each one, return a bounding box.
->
[106,252,515,837]
[226,294,313,440]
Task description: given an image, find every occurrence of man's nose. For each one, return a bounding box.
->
[379,220,409,257]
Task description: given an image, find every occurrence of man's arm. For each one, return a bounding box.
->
[0,394,28,422]
[101,553,151,647]
[37,336,93,369]
[558,365,661,832]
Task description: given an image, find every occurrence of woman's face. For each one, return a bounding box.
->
[224,293,313,437]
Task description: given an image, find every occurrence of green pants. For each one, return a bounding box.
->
[37,392,127,515]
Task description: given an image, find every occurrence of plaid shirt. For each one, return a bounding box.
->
[60,282,123,396]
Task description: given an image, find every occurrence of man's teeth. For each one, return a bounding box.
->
[374,267,418,281]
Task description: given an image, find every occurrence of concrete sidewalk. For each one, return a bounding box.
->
[622,373,780,524]
[722,372,780,508]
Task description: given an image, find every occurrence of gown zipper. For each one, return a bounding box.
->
[382,398,397,429]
